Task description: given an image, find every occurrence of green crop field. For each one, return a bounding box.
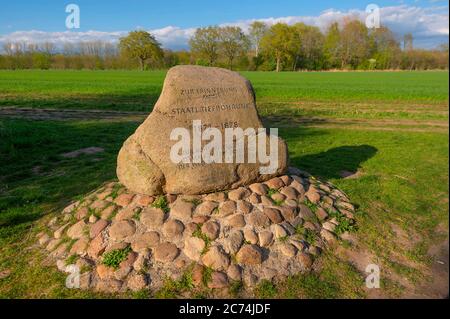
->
[0,70,448,298]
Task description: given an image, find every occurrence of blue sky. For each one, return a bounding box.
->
[0,0,448,49]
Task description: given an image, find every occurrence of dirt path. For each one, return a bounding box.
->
[0,107,147,121]
[2,107,448,134]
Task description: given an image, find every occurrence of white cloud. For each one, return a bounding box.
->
[0,4,448,51]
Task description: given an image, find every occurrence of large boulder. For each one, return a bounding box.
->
[117,65,288,195]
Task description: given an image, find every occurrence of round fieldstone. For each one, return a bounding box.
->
[305,187,320,204]
[271,192,286,203]
[280,243,298,257]
[247,193,260,204]
[90,219,108,239]
[87,234,106,259]
[54,223,69,239]
[265,177,284,189]
[279,206,297,222]
[246,211,270,227]
[88,215,98,223]
[226,214,246,228]
[195,201,218,215]
[243,228,258,245]
[90,199,109,211]
[260,195,273,206]
[184,237,206,261]
[170,198,194,221]
[140,207,165,228]
[290,180,305,195]
[192,215,210,224]
[304,221,319,231]
[70,238,89,255]
[115,206,137,221]
[201,221,220,240]
[97,264,114,280]
[201,245,230,271]
[100,205,116,220]
[316,207,328,221]
[263,208,283,224]
[218,200,236,216]
[322,221,336,232]
[228,187,251,201]
[298,204,315,220]
[208,271,229,289]
[290,240,306,252]
[236,200,252,214]
[153,242,179,262]
[320,229,337,244]
[109,220,136,240]
[280,186,298,200]
[67,220,87,239]
[204,192,227,202]
[114,193,134,207]
[271,224,288,239]
[280,175,292,185]
[75,207,89,220]
[285,199,298,207]
[236,245,263,265]
[131,232,160,252]
[135,195,154,206]
[258,230,274,247]
[249,183,268,196]
[192,264,204,287]
[162,219,185,237]
[166,194,178,203]
[185,222,198,235]
[227,264,242,281]
[244,272,258,287]
[224,230,243,254]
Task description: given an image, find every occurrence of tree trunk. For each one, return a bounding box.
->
[293,55,299,71]
[139,58,145,71]
[229,57,234,70]
[276,56,281,72]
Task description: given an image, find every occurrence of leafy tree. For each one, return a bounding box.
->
[189,26,221,66]
[119,30,163,70]
[249,21,268,57]
[293,23,325,70]
[260,23,301,72]
[369,26,401,69]
[339,19,370,68]
[324,22,341,69]
[219,26,249,70]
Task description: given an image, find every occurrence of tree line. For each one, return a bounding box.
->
[0,19,448,71]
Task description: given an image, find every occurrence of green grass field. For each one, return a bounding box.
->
[0,70,448,298]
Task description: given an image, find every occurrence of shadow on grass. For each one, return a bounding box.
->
[0,118,139,229]
[292,145,378,180]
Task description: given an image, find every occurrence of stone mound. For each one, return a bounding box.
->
[37,167,356,295]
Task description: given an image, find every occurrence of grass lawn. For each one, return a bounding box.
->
[0,70,448,298]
